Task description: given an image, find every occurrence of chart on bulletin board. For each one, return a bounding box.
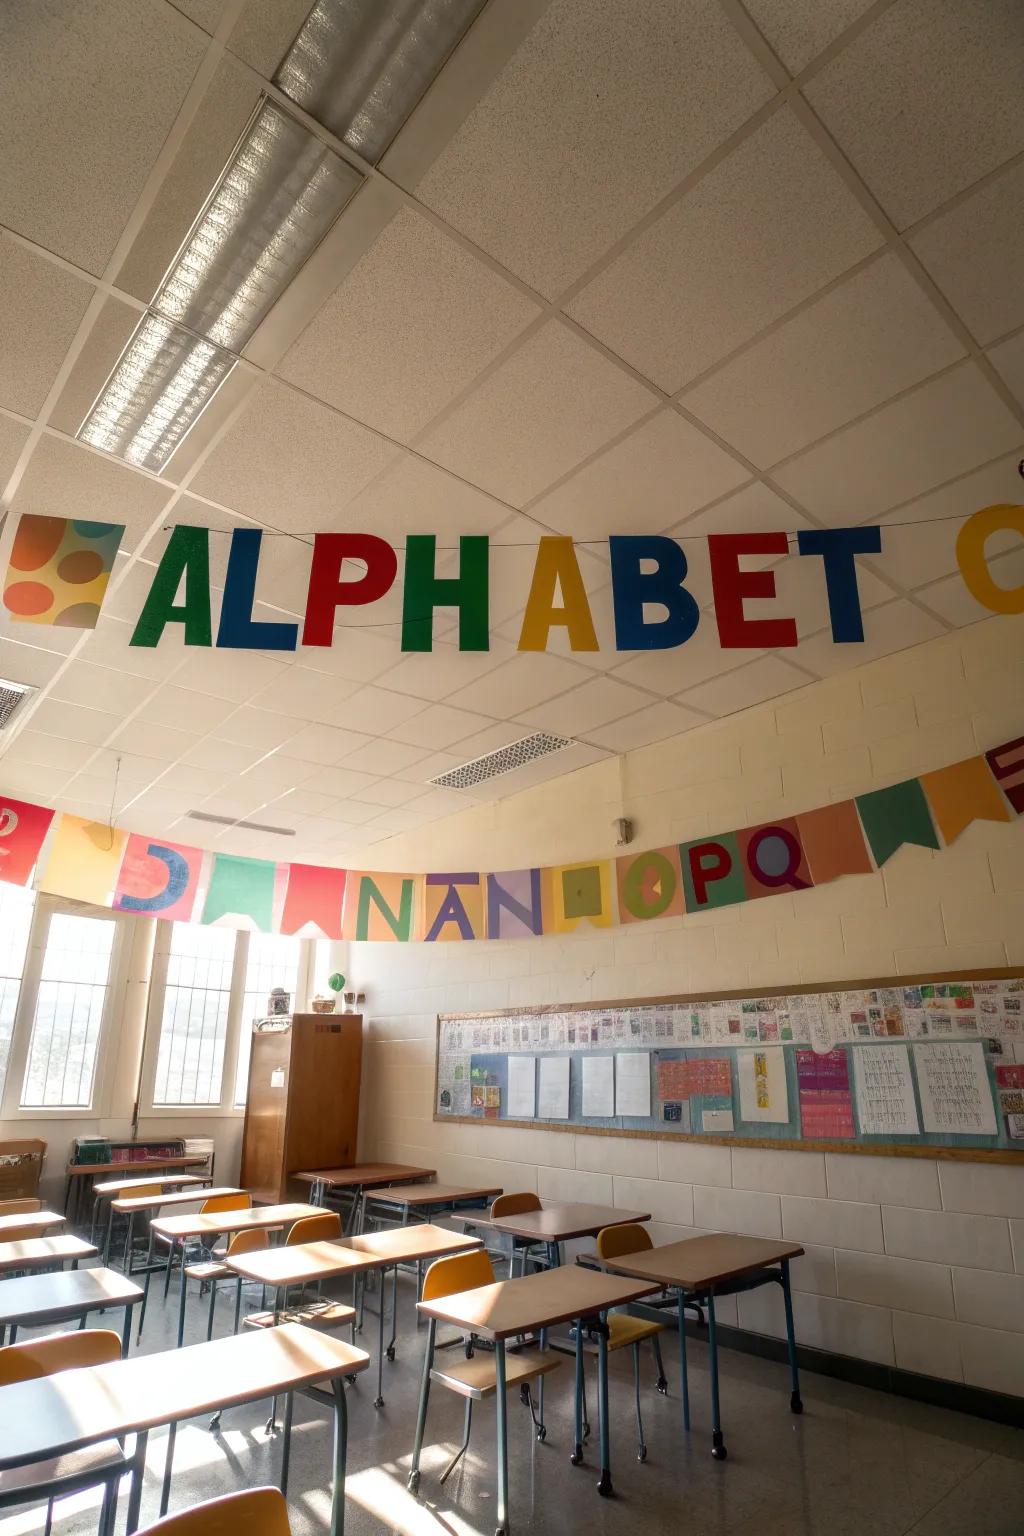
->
[434,971,1024,1161]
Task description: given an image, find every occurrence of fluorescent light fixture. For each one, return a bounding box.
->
[79,100,362,470]
[276,0,487,164]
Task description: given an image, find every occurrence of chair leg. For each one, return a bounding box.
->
[99,1476,118,1536]
[43,1498,53,1536]
[652,1333,668,1393]
[162,1242,174,1300]
[233,1278,243,1335]
[207,1277,218,1341]
[439,1398,473,1484]
[633,1342,647,1462]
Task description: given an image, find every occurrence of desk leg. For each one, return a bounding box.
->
[375,1264,387,1408]
[103,1205,114,1266]
[571,1324,584,1464]
[122,1303,133,1357]
[63,1174,72,1217]
[677,1291,690,1433]
[596,1312,612,1498]
[494,1339,510,1536]
[125,1429,148,1535]
[536,1327,547,1439]
[176,1253,188,1349]
[707,1287,725,1461]
[330,1377,348,1536]
[781,1260,803,1414]
[160,1426,177,1516]
[123,1213,136,1273]
[408,1316,435,1493]
[281,1391,294,1497]
[387,1261,399,1361]
[138,1231,155,1341]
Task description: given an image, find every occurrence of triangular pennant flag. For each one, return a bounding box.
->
[985,735,1024,815]
[920,756,1013,843]
[855,779,940,866]
[796,800,873,884]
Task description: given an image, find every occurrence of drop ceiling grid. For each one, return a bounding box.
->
[0,0,1019,860]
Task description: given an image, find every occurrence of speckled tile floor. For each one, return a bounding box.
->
[1,1263,1021,1536]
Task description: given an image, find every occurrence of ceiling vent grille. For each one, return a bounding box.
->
[0,679,37,732]
[431,732,573,790]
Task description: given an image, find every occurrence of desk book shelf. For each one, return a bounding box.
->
[434,969,1024,1164]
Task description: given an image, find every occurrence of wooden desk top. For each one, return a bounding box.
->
[293,1164,436,1190]
[0,1235,97,1275]
[490,1203,652,1243]
[227,1224,483,1287]
[149,1203,320,1241]
[65,1157,208,1178]
[0,1210,63,1238]
[111,1185,243,1215]
[368,1182,503,1207]
[602,1234,805,1290]
[0,1265,143,1327]
[0,1323,369,1472]
[418,1266,660,1341]
[93,1173,208,1198]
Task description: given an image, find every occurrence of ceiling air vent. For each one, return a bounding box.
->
[0,678,37,731]
[431,733,574,790]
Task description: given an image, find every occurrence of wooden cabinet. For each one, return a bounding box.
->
[239,1013,363,1204]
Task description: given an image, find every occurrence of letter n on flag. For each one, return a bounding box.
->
[985,736,1024,815]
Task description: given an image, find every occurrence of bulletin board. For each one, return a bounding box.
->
[434,969,1024,1164]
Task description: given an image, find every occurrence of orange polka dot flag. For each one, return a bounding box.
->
[3,515,125,628]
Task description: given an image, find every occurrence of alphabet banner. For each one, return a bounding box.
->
[5,502,1019,651]
[1,739,1020,940]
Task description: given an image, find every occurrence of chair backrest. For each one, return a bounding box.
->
[136,1486,291,1536]
[595,1223,652,1262]
[226,1227,270,1258]
[286,1211,340,1246]
[0,1197,41,1216]
[127,1184,163,1201]
[0,1224,38,1242]
[201,1192,251,1216]
[0,1328,122,1386]
[421,1248,495,1302]
[490,1192,541,1219]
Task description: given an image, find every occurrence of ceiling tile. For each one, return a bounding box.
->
[612,619,753,696]
[279,208,541,442]
[682,256,964,466]
[340,738,427,776]
[342,452,511,546]
[179,737,267,775]
[137,685,238,735]
[531,409,748,540]
[584,700,705,753]
[109,719,200,762]
[918,547,1023,627]
[437,721,526,764]
[567,108,881,393]
[679,654,814,716]
[173,649,292,705]
[908,159,1024,348]
[805,0,1024,229]
[878,454,1024,589]
[297,627,404,687]
[670,481,815,540]
[148,762,223,800]
[742,0,877,72]
[989,333,1024,408]
[173,0,227,34]
[0,762,71,800]
[348,779,430,809]
[417,322,654,505]
[517,675,652,736]
[444,651,590,716]
[317,798,384,826]
[362,805,434,836]
[79,617,187,680]
[375,636,516,703]
[28,698,117,745]
[265,789,338,819]
[298,765,379,800]
[0,0,205,274]
[190,380,398,530]
[415,0,772,297]
[391,751,462,786]
[339,685,429,735]
[281,722,373,766]
[1,729,83,771]
[769,541,893,639]
[47,660,152,716]
[387,703,496,751]
[772,364,1024,524]
[794,598,945,676]
[86,747,163,787]
[227,0,311,76]
[0,413,29,485]
[214,705,303,751]
[12,436,170,554]
[469,740,610,800]
[233,753,315,798]
[0,638,67,689]
[0,241,93,417]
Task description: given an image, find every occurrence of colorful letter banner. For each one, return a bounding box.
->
[3,732,1022,940]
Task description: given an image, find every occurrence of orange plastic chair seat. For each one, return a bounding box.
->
[430,1350,562,1401]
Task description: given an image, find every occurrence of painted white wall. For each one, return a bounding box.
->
[351,613,1024,1398]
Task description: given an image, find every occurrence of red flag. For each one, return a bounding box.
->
[0,796,55,885]
[280,863,347,939]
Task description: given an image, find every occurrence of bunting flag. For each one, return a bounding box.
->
[4,515,124,629]
[4,732,1022,940]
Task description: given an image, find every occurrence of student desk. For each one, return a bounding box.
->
[64,1157,209,1223]
[295,1164,436,1230]
[415,1266,660,1532]
[0,1265,143,1351]
[0,1321,368,1536]
[365,1182,505,1231]
[146,1203,322,1348]
[489,1203,653,1271]
[0,1210,64,1240]
[228,1224,483,1408]
[92,1172,211,1246]
[106,1185,244,1268]
[0,1235,97,1276]
[601,1234,805,1459]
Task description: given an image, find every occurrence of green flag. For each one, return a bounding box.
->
[855,779,939,867]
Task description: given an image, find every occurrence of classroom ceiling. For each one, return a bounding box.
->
[0,0,1022,864]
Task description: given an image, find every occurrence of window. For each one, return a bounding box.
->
[153,924,235,1106]
[0,883,35,1099]
[234,932,302,1104]
[21,912,116,1108]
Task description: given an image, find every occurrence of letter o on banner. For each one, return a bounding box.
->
[955,504,1024,614]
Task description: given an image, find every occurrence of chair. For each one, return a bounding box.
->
[0,1224,38,1243]
[140,1193,252,1339]
[0,1329,130,1536]
[489,1192,545,1277]
[184,1227,269,1339]
[136,1486,290,1536]
[415,1250,561,1485]
[0,1197,41,1217]
[114,1183,163,1267]
[285,1211,341,1245]
[590,1225,668,1461]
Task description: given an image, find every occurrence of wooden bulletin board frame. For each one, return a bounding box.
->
[434,967,1024,1164]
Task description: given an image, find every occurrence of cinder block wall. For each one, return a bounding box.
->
[353,613,1024,1396]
